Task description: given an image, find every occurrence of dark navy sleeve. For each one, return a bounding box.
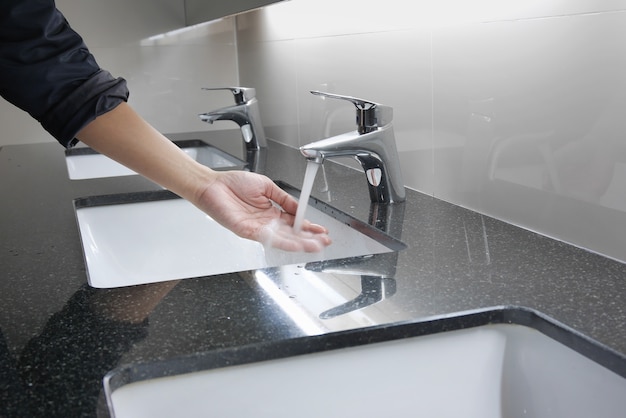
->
[0,0,129,148]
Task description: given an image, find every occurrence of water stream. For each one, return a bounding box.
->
[293,160,320,232]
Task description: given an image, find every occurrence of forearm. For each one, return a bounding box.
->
[76,102,331,251]
[76,102,215,204]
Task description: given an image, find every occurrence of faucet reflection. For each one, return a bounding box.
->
[306,201,405,319]
[300,91,406,203]
[319,276,396,320]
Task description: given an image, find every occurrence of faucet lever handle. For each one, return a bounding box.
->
[202,87,256,105]
[311,90,392,134]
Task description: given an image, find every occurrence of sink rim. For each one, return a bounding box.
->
[72,182,407,288]
[65,139,248,177]
[103,305,626,399]
[73,182,407,251]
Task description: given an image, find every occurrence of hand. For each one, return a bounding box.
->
[195,170,331,252]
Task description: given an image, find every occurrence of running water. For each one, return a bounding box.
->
[293,160,320,232]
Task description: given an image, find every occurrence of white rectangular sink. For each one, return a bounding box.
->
[104,309,626,418]
[65,140,246,180]
[74,185,405,288]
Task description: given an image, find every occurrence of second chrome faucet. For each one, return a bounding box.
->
[300,91,405,204]
[198,87,267,151]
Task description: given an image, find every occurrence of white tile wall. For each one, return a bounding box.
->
[93,19,240,135]
[237,0,626,263]
[432,11,626,262]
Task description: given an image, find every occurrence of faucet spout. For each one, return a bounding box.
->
[300,91,405,203]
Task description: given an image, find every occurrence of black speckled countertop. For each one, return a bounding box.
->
[2,131,626,417]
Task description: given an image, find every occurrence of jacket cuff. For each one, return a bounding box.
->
[40,70,129,148]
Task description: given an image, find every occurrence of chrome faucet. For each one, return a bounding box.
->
[198,87,267,150]
[300,91,405,203]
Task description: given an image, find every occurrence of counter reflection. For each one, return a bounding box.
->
[249,201,408,334]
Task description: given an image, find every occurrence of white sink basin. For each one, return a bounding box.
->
[104,309,626,418]
[74,186,404,288]
[65,140,246,180]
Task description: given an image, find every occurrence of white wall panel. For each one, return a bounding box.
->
[236,0,626,263]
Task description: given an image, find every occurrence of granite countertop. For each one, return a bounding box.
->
[2,130,626,417]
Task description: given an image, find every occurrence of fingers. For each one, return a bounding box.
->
[259,219,331,253]
[264,180,299,215]
[299,220,330,236]
[277,209,329,235]
[296,221,331,247]
[267,234,326,253]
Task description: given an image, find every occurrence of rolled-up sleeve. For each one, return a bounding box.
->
[0,0,129,148]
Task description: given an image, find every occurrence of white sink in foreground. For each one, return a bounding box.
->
[74,187,404,288]
[65,140,246,180]
[104,311,626,418]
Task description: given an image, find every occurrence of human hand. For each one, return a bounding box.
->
[195,170,331,252]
